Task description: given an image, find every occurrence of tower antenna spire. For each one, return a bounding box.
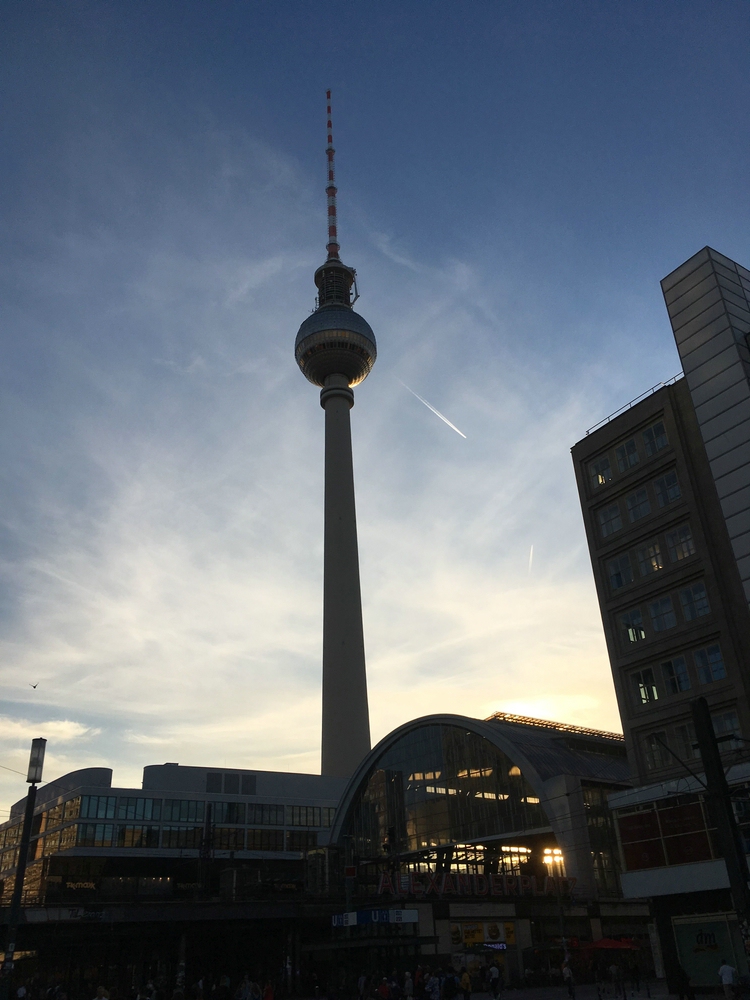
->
[325,89,340,261]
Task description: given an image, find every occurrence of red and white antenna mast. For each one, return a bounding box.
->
[326,89,340,261]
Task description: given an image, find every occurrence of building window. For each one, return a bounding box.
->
[214,827,245,850]
[599,503,622,537]
[76,823,115,848]
[637,541,663,576]
[590,457,613,488]
[667,524,695,562]
[643,732,670,771]
[247,803,286,826]
[59,825,77,851]
[206,773,222,793]
[246,829,285,852]
[63,798,81,822]
[632,668,659,705]
[712,710,741,749]
[241,775,257,795]
[213,802,246,824]
[223,773,240,794]
[607,554,633,590]
[117,825,160,848]
[620,609,646,645]
[674,722,700,761]
[680,582,710,621]
[163,800,205,823]
[286,805,322,827]
[695,644,726,684]
[322,807,336,827]
[117,798,162,822]
[649,596,677,632]
[161,826,202,849]
[654,471,681,507]
[627,489,651,523]
[643,421,668,457]
[662,656,691,695]
[80,796,116,820]
[286,830,318,851]
[616,439,639,473]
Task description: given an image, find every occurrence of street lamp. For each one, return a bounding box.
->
[0,738,46,1000]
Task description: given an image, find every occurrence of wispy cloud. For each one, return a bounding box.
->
[0,110,663,816]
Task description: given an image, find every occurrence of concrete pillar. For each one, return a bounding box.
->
[320,374,371,777]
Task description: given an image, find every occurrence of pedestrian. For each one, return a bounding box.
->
[562,964,575,1000]
[378,980,390,1000]
[404,974,413,999]
[488,965,499,999]
[459,969,471,1000]
[719,959,737,1000]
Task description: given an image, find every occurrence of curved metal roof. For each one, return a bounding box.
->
[295,306,376,351]
[329,712,630,846]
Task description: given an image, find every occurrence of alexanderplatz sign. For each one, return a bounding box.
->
[376,872,577,898]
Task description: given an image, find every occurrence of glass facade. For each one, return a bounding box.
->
[341,723,549,859]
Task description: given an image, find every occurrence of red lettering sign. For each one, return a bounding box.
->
[473,874,488,896]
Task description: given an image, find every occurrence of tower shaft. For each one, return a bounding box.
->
[320,375,371,777]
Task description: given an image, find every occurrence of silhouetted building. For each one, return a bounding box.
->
[572,247,750,987]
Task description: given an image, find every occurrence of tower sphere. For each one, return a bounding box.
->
[295,304,377,388]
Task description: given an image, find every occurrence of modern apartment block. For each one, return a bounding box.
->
[572,375,750,784]
[571,248,750,987]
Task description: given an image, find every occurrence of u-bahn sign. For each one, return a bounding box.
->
[377,872,577,898]
[332,909,419,927]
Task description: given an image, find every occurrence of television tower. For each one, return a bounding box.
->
[295,91,376,778]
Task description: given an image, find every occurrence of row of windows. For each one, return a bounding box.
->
[631,643,727,707]
[205,772,256,795]
[0,797,336,849]
[74,824,317,852]
[641,709,741,772]
[619,581,711,647]
[607,523,696,592]
[68,796,335,827]
[589,420,669,490]
[598,470,681,539]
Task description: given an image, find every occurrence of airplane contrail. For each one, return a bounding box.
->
[398,380,467,439]
[529,544,534,574]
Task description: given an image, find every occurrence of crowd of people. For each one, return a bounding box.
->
[350,965,504,1000]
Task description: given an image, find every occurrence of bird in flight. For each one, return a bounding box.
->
[29,683,38,689]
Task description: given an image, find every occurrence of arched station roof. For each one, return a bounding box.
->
[330,712,628,848]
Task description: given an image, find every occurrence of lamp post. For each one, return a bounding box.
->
[0,738,46,1000]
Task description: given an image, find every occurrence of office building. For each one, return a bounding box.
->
[571,247,750,986]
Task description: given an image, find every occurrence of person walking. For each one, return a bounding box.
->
[719,960,737,1000]
[404,973,413,999]
[562,964,575,1000]
[459,969,471,1000]
[488,964,500,999]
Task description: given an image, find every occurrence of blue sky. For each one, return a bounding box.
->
[1,1,750,816]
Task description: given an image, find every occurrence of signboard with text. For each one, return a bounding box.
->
[332,909,419,928]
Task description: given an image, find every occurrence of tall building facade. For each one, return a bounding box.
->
[572,372,750,785]
[572,248,750,987]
